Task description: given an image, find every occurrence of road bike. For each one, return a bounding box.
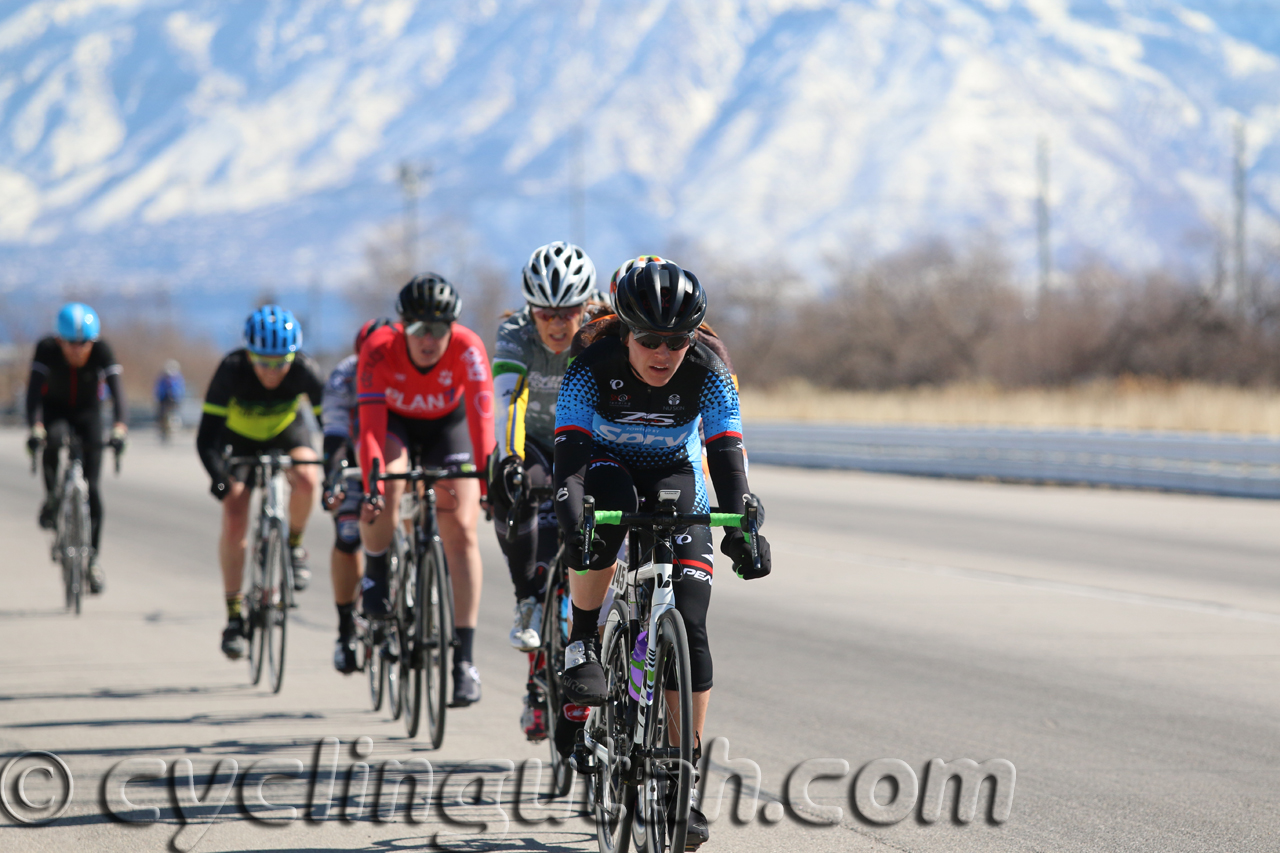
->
[502,474,576,798]
[34,433,121,615]
[227,452,322,693]
[577,490,760,853]
[368,458,486,745]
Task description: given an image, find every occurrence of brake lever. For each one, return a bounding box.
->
[580,494,597,568]
[364,458,382,508]
[504,466,524,544]
[744,495,761,574]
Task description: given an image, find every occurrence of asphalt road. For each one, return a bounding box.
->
[1,427,1278,852]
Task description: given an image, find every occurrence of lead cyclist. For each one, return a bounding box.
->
[552,260,774,849]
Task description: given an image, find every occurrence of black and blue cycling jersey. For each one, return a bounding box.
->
[553,332,750,525]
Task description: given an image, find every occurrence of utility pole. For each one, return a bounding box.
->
[1233,120,1248,312]
[571,125,586,248]
[398,161,432,276]
[1037,134,1051,301]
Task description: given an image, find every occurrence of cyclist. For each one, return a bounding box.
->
[490,241,602,739]
[323,317,392,674]
[357,274,496,707]
[25,302,127,594]
[553,261,773,848]
[196,305,325,660]
[155,359,185,441]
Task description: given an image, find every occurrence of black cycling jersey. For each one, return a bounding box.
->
[25,336,125,426]
[196,348,324,480]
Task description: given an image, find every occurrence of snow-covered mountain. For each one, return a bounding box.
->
[2,0,1279,294]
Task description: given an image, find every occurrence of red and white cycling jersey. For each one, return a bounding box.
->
[357,323,495,492]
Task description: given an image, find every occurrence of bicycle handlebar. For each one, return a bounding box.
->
[579,493,761,576]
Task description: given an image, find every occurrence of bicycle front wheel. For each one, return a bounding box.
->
[400,537,426,738]
[264,521,290,693]
[639,609,693,853]
[593,600,637,853]
[420,537,451,746]
[541,565,575,799]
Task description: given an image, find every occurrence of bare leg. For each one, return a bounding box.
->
[569,562,617,611]
[286,445,319,535]
[219,481,252,597]
[664,688,710,750]
[437,478,482,629]
[330,549,362,605]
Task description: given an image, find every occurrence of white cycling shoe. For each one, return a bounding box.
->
[509,596,543,651]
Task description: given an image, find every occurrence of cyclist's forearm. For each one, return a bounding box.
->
[104,370,126,425]
[552,428,591,529]
[705,433,751,513]
[195,412,227,479]
[24,366,44,429]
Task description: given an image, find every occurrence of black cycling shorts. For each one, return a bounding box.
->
[572,451,716,692]
[385,406,473,468]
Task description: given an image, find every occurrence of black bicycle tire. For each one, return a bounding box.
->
[387,532,408,720]
[422,536,450,747]
[541,565,574,798]
[640,610,693,853]
[594,599,637,853]
[364,619,384,711]
[247,525,267,687]
[402,534,427,739]
[265,520,289,693]
[75,478,90,616]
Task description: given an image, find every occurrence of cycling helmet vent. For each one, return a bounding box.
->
[522,241,597,307]
[396,273,462,323]
[244,304,302,356]
[614,261,706,335]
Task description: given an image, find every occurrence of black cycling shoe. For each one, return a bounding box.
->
[685,804,710,849]
[38,500,56,530]
[333,636,357,674]
[561,637,607,706]
[221,617,246,660]
[291,546,311,591]
[451,661,482,707]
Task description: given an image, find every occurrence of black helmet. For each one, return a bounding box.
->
[614,261,706,334]
[396,273,461,322]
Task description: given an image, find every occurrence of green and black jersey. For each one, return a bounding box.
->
[196,348,324,479]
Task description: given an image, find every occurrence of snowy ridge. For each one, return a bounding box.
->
[1,0,1278,290]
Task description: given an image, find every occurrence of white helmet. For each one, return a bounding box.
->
[522,242,597,307]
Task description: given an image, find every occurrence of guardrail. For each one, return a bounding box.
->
[745,423,1280,499]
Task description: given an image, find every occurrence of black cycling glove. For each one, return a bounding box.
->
[488,453,523,506]
[210,478,229,501]
[721,529,771,580]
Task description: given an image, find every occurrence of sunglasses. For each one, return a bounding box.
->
[532,306,584,322]
[628,327,694,351]
[405,320,452,339]
[249,351,296,370]
[61,339,94,348]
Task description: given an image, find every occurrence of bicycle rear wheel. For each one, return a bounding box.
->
[419,537,451,746]
[593,600,637,853]
[264,521,290,693]
[638,609,693,853]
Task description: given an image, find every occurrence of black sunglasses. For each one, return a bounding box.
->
[628,327,694,351]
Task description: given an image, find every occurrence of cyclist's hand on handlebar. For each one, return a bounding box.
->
[489,453,523,505]
[322,481,345,511]
[210,478,229,502]
[361,491,385,523]
[722,529,771,580]
[26,426,45,458]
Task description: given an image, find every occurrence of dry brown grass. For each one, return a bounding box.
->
[739,379,1280,435]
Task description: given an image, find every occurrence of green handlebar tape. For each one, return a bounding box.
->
[589,510,746,527]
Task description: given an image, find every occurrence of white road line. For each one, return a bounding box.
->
[782,543,1280,626]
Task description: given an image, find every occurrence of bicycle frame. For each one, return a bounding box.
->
[581,493,760,761]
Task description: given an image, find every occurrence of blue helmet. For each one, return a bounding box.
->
[244,305,302,356]
[56,303,101,342]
